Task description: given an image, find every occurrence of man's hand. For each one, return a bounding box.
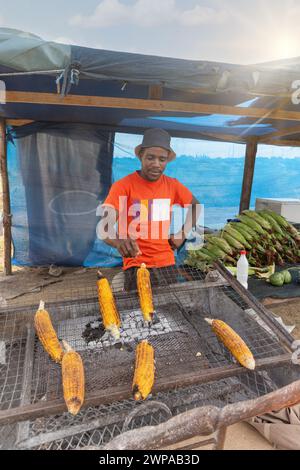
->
[116,239,142,258]
[168,231,186,251]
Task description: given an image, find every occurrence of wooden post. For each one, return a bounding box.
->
[0,118,12,275]
[239,139,258,213]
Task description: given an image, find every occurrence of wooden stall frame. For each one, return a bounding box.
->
[0,118,12,275]
[2,91,300,269]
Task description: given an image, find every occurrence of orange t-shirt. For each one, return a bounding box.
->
[102,171,193,270]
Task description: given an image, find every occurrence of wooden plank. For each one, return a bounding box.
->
[259,124,300,141]
[0,118,12,275]
[6,91,300,122]
[102,379,300,450]
[0,353,292,427]
[260,138,300,147]
[7,119,34,127]
[239,139,258,213]
[148,85,163,100]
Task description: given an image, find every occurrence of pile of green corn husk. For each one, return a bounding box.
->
[186,209,300,272]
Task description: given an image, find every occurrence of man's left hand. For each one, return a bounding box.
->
[168,231,186,251]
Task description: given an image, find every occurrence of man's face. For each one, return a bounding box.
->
[139,147,169,182]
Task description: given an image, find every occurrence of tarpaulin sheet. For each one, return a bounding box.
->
[8,123,119,266]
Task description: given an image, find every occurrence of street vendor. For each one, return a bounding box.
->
[101,128,200,290]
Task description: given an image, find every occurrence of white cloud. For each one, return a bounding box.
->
[70,0,129,28]
[69,0,228,29]
[181,5,227,26]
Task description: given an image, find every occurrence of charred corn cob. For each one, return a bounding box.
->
[61,341,85,416]
[137,264,154,324]
[34,301,63,363]
[205,318,255,370]
[97,272,121,340]
[132,340,155,400]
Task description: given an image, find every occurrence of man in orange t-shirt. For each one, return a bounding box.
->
[101,128,199,290]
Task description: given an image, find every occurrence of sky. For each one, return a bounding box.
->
[1,0,300,64]
[2,0,300,157]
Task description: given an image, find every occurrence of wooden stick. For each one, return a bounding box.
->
[0,353,292,427]
[0,118,12,275]
[6,91,300,122]
[239,139,258,213]
[102,379,300,450]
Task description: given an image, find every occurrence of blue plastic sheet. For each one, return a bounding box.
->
[8,123,119,267]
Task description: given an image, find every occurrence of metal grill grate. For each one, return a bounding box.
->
[0,264,298,449]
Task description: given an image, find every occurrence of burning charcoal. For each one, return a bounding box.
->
[82,321,105,344]
[122,343,134,353]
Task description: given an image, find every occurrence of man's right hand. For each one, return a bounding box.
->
[115,239,142,258]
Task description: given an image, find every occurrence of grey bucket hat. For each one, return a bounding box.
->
[135,128,176,161]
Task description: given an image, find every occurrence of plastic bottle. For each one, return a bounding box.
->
[237,250,249,289]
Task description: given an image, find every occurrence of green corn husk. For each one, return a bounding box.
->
[263,210,289,229]
[222,232,245,251]
[242,210,272,231]
[188,250,212,262]
[223,225,251,249]
[237,214,267,235]
[258,211,285,235]
[208,237,233,255]
[206,243,227,259]
[225,255,237,265]
[229,223,254,242]
[235,223,261,240]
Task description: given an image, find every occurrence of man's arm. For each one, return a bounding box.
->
[100,206,142,258]
[169,195,200,250]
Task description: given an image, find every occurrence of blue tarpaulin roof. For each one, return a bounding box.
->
[2,28,300,144]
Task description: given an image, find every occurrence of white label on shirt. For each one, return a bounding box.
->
[152,199,171,222]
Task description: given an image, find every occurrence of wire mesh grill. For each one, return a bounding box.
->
[0,264,298,450]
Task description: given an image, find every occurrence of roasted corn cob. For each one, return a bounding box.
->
[34,301,63,363]
[97,272,121,340]
[132,340,155,401]
[137,264,154,324]
[205,318,255,370]
[61,341,85,416]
